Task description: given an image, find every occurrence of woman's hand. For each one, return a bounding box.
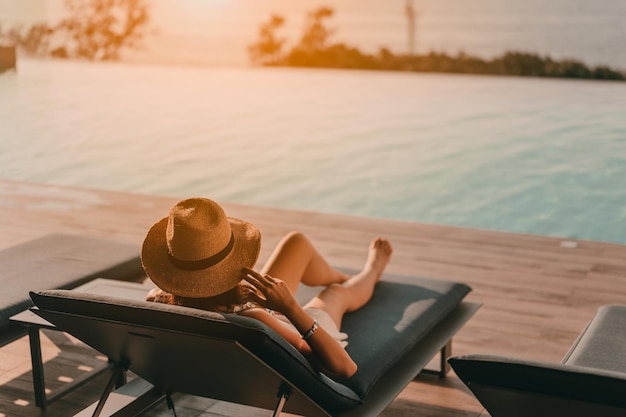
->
[145,287,175,304]
[242,267,358,378]
[242,267,298,314]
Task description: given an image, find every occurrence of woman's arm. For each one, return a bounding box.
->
[242,268,357,378]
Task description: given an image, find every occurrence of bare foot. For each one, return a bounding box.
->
[340,238,393,312]
[365,237,393,280]
[331,238,392,287]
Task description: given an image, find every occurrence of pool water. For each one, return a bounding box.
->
[1,59,625,244]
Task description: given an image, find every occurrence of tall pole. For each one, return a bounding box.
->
[405,0,416,56]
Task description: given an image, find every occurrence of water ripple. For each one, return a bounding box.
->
[1,59,625,244]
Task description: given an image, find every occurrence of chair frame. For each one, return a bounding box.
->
[32,299,479,417]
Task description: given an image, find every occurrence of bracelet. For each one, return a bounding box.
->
[301,320,319,340]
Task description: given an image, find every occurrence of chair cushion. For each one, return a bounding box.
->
[0,234,143,330]
[336,272,471,396]
[562,305,626,373]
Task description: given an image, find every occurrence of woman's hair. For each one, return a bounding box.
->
[173,282,257,313]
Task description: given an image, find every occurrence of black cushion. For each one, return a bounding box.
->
[338,273,471,396]
[449,354,626,417]
[0,234,143,330]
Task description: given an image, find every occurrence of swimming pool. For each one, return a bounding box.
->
[1,59,625,244]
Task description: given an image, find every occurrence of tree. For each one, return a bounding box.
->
[3,0,150,61]
[247,7,626,81]
[297,7,334,53]
[248,14,286,65]
[4,24,53,56]
[58,0,150,60]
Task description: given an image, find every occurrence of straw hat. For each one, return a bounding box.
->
[141,197,261,298]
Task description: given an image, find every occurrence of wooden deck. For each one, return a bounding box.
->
[1,179,625,416]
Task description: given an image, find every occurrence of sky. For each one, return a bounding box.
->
[2,0,626,68]
[132,0,416,66]
[0,0,415,66]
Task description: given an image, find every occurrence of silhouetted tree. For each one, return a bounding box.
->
[296,7,334,53]
[248,7,625,81]
[3,0,150,61]
[4,24,53,56]
[248,14,286,65]
[59,0,150,60]
[284,6,341,67]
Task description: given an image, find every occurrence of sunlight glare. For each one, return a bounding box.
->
[184,0,231,9]
[176,0,234,28]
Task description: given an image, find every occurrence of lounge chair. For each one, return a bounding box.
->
[30,270,479,417]
[1,234,145,408]
[1,233,144,347]
[449,305,626,417]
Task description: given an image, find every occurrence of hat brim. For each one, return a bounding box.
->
[141,216,261,298]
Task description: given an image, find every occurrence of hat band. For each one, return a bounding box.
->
[168,232,235,271]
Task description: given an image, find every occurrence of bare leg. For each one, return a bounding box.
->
[305,237,393,328]
[261,231,349,294]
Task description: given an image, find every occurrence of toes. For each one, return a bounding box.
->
[379,239,392,255]
[371,237,393,255]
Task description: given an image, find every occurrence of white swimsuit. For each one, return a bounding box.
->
[232,303,348,348]
[273,307,349,348]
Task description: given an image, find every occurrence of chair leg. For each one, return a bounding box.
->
[438,339,452,378]
[166,393,178,417]
[92,362,127,417]
[419,339,453,378]
[28,327,47,409]
[272,386,291,417]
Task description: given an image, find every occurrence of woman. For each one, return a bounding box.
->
[142,197,392,379]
